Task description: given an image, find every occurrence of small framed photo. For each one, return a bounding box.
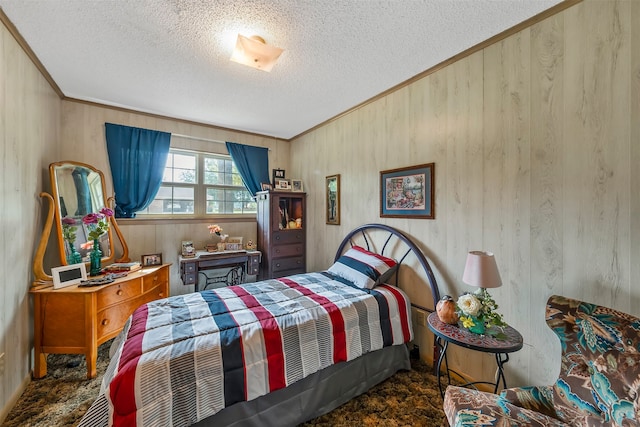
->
[181,240,196,258]
[272,168,285,184]
[141,253,163,266]
[52,263,87,289]
[274,178,291,191]
[291,179,303,192]
[261,182,273,191]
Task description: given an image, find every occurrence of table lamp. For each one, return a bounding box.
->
[462,250,502,290]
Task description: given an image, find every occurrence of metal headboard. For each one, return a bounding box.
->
[335,223,442,309]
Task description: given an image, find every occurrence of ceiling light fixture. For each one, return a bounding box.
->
[230,34,283,72]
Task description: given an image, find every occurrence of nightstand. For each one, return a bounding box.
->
[427,312,523,398]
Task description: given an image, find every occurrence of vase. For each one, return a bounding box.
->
[89,239,102,276]
[467,316,486,335]
[66,241,83,264]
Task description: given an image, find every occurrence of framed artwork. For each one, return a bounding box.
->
[380,163,434,219]
[274,178,291,191]
[272,168,285,184]
[291,179,303,192]
[52,263,87,289]
[326,174,340,225]
[260,182,273,191]
[141,253,163,266]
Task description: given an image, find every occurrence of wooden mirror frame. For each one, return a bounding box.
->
[32,161,129,284]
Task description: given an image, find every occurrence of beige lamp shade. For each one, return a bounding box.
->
[230,34,283,72]
[462,251,502,289]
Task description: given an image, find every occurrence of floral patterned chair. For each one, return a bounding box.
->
[443,295,640,426]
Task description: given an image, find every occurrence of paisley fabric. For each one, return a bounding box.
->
[444,295,640,426]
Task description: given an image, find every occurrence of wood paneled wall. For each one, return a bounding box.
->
[59,101,291,296]
[0,21,60,420]
[291,0,639,387]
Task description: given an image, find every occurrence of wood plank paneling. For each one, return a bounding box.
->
[1,21,60,420]
[529,10,565,386]
[292,0,638,388]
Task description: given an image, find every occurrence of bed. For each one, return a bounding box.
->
[79,224,441,427]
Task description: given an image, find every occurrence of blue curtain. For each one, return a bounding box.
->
[105,123,171,218]
[225,142,269,197]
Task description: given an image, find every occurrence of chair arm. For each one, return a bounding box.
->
[499,385,558,419]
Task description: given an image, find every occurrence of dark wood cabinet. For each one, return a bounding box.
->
[256,191,306,280]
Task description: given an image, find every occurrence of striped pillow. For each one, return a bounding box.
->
[328,246,398,289]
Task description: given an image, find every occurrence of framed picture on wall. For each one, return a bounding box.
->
[380,163,434,219]
[326,174,340,225]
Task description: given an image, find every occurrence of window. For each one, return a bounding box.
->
[138,149,256,216]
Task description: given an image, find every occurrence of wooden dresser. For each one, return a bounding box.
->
[256,191,306,280]
[30,264,170,378]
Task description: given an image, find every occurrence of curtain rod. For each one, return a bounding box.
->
[171,133,225,144]
[171,133,272,151]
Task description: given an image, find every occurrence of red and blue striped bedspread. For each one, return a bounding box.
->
[79,272,412,427]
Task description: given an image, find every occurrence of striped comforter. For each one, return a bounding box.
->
[79,272,412,427]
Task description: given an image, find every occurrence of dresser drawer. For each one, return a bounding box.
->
[143,268,168,293]
[271,243,303,258]
[97,295,142,338]
[97,280,142,309]
[272,230,304,245]
[272,256,305,273]
[248,253,260,275]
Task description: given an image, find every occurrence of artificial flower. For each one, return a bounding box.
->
[456,289,507,336]
[457,293,482,317]
[82,208,113,241]
[61,217,77,244]
[207,224,223,236]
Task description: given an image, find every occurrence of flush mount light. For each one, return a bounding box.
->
[230,34,284,72]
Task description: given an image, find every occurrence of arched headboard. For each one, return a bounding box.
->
[335,223,442,309]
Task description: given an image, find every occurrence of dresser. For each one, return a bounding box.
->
[256,190,306,280]
[30,264,170,379]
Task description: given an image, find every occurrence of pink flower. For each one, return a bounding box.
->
[100,207,114,217]
[62,217,76,226]
[82,212,102,225]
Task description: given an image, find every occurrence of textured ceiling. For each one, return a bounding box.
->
[0,0,562,139]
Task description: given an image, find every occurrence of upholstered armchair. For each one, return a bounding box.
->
[443,295,640,426]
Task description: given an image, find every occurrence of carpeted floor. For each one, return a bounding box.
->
[2,341,450,427]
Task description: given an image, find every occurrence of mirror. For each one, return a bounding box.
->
[50,161,116,266]
[326,174,340,225]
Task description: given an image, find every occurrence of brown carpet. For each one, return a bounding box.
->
[2,341,449,427]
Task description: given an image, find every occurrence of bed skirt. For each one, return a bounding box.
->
[193,343,411,427]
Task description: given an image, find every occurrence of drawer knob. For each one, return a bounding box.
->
[275,235,281,240]
[159,292,165,298]
[116,289,123,296]
[101,319,110,326]
[276,263,281,267]
[275,249,281,254]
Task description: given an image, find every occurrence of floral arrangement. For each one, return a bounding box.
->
[456,288,506,336]
[61,217,78,244]
[208,224,228,241]
[82,208,114,241]
[208,224,223,236]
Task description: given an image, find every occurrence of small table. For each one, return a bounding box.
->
[180,250,261,291]
[427,311,523,398]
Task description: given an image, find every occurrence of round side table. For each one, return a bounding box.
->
[427,311,523,398]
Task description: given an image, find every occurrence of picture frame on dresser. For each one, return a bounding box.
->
[141,253,163,266]
[51,263,87,289]
[274,178,291,191]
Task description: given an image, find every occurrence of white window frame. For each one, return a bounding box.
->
[136,148,256,218]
